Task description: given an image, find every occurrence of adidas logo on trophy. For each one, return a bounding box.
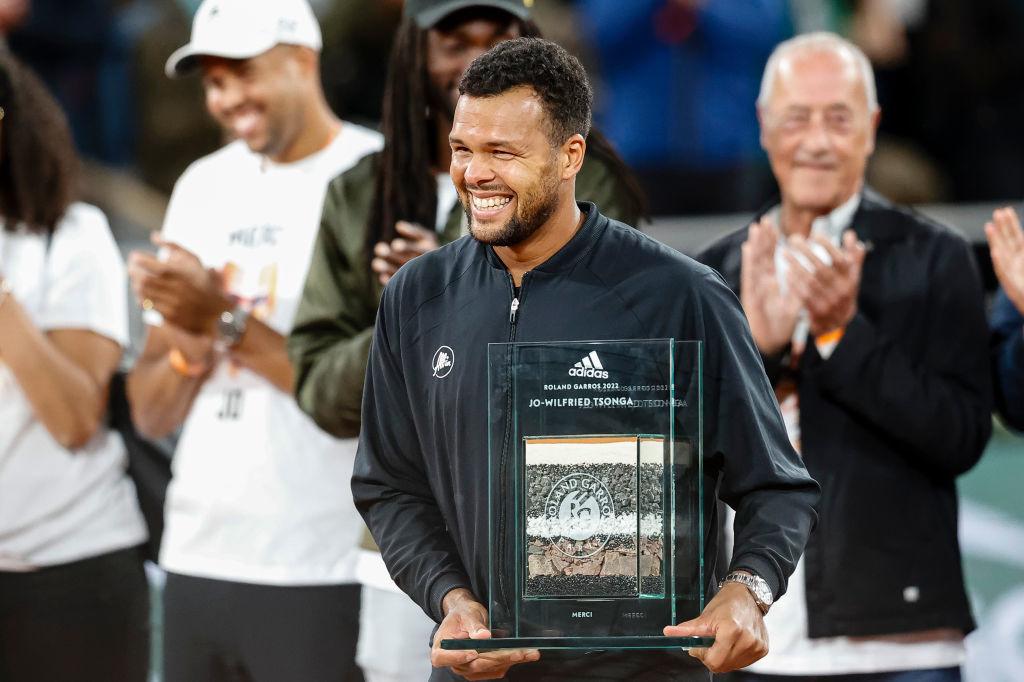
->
[568,351,609,379]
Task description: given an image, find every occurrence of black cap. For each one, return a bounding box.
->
[405,0,532,29]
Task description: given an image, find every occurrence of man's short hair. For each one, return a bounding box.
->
[758,32,879,112]
[459,37,592,145]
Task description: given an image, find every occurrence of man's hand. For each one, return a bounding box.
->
[986,207,1024,315]
[128,234,232,335]
[431,588,539,681]
[784,231,866,337]
[372,221,440,286]
[740,216,802,355]
[663,581,769,673]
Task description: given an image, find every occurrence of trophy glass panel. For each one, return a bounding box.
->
[638,436,666,598]
[476,338,706,651]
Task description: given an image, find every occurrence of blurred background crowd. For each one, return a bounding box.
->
[1,1,1024,681]
[4,0,1024,215]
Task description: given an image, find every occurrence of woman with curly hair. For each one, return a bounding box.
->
[0,51,148,681]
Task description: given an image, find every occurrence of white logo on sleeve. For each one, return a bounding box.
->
[432,346,455,378]
[568,350,609,379]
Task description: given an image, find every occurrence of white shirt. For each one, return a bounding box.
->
[745,192,965,675]
[0,204,147,569]
[157,124,383,585]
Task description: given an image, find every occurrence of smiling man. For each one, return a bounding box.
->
[699,33,991,682]
[124,0,381,680]
[353,38,819,682]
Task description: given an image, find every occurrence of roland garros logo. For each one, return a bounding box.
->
[544,473,614,559]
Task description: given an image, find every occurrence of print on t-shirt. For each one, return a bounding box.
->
[214,233,282,421]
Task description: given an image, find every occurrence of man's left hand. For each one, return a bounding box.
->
[784,230,866,337]
[663,581,769,673]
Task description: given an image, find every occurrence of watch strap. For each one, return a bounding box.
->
[720,571,773,614]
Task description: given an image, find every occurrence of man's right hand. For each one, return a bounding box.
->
[431,588,540,681]
[128,235,232,335]
[740,216,802,355]
[372,221,440,286]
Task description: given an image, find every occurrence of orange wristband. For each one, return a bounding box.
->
[168,348,209,378]
[815,328,845,347]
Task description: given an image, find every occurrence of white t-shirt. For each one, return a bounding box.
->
[157,124,383,585]
[0,203,147,569]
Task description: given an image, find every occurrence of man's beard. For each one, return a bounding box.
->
[465,170,561,247]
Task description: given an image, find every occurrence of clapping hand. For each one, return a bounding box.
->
[783,231,866,337]
[128,234,232,335]
[986,207,1024,315]
[740,216,803,355]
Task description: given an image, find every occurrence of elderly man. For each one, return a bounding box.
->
[700,33,991,682]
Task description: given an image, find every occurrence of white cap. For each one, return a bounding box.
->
[165,0,322,78]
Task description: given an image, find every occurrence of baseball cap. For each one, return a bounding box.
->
[405,0,532,29]
[165,0,322,78]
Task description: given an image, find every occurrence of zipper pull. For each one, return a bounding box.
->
[509,297,520,324]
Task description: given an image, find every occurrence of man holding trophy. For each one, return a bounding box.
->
[353,38,819,681]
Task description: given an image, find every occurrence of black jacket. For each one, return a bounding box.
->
[353,205,819,680]
[698,189,992,638]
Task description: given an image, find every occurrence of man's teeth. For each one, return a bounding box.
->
[472,195,512,210]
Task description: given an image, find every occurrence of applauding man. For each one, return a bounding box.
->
[700,32,991,682]
[126,0,381,679]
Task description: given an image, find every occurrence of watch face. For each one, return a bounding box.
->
[754,579,773,606]
[218,308,248,346]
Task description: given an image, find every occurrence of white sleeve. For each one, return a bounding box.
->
[159,166,198,247]
[39,204,129,348]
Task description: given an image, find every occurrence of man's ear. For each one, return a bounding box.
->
[561,133,586,181]
[865,107,882,156]
[757,105,768,152]
[291,46,319,75]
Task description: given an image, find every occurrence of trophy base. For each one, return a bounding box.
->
[440,635,714,651]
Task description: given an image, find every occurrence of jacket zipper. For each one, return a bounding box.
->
[496,273,524,625]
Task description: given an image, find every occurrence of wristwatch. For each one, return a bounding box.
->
[216,305,250,349]
[720,571,774,614]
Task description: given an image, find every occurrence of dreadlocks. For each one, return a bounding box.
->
[366,12,646,263]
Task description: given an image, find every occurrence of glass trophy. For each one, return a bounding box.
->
[441,339,711,651]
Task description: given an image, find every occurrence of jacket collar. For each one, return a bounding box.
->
[753,186,905,244]
[480,201,606,274]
